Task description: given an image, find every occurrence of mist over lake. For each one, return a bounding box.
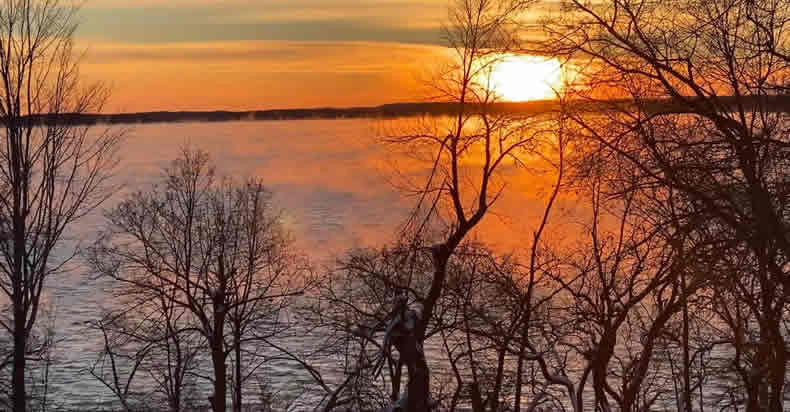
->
[50,119,399,405]
[47,118,556,408]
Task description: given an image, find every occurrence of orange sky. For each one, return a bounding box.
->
[76,0,455,112]
[79,40,451,112]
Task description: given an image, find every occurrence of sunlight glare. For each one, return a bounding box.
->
[489,55,563,101]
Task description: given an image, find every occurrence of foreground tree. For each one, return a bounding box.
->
[382,0,534,406]
[534,0,790,409]
[353,0,577,408]
[88,148,307,412]
[0,0,119,410]
[87,288,202,411]
[302,243,544,411]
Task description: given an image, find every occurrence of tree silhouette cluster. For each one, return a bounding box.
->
[1,0,790,411]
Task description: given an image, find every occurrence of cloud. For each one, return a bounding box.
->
[72,0,552,111]
[77,0,447,44]
[81,40,450,71]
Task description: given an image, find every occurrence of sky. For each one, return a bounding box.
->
[76,0,454,112]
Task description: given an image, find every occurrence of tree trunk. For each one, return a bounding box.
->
[592,334,615,412]
[211,302,228,412]
[514,341,525,412]
[470,382,484,412]
[406,356,430,412]
[211,343,227,412]
[13,208,27,412]
[767,313,785,412]
[13,303,27,412]
[681,271,692,412]
[391,360,402,402]
[744,376,761,412]
[212,265,228,412]
[171,336,183,412]
[490,344,507,412]
[396,325,430,412]
[233,329,242,412]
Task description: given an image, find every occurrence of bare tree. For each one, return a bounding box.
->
[225,180,307,412]
[377,0,555,408]
[430,243,560,412]
[87,293,202,412]
[533,0,790,409]
[0,1,120,410]
[298,245,431,411]
[88,148,307,412]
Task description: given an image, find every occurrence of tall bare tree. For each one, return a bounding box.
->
[0,1,119,410]
[533,0,790,409]
[88,148,306,412]
[379,0,548,408]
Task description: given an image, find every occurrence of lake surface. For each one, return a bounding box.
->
[26,118,758,412]
[45,119,553,409]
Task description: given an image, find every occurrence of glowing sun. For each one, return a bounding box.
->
[489,55,563,101]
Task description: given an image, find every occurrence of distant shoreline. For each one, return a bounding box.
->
[20,95,790,125]
[31,101,565,126]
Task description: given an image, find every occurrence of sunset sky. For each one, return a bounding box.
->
[76,0,454,112]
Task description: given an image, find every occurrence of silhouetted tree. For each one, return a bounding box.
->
[297,245,431,411]
[535,0,790,409]
[0,0,119,410]
[87,293,202,411]
[88,148,307,412]
[379,0,551,408]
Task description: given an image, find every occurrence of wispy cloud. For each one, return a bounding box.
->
[78,0,447,44]
[73,1,567,110]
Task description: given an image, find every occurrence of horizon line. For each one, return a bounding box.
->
[16,95,790,126]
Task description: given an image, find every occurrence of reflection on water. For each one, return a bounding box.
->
[112,119,411,257]
[36,115,603,410]
[52,119,408,406]
[41,119,748,410]
[50,118,554,407]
